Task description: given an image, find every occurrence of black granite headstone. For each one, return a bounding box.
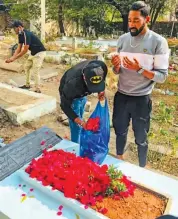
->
[0,126,62,181]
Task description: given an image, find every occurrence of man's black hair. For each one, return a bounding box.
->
[130,1,150,17]
[10,20,24,28]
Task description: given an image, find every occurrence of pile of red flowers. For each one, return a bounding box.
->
[25,149,135,211]
[85,117,100,132]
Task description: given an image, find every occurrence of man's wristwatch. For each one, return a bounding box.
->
[137,68,145,75]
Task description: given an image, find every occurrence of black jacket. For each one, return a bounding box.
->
[59,60,107,121]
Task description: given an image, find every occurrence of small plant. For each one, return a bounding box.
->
[153,101,175,124]
[76,41,99,54]
[172,135,178,155]
[85,41,95,49]
[159,128,169,136]
[105,165,135,198]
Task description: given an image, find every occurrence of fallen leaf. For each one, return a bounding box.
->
[21,196,27,203]
[84,205,88,209]
[75,214,80,219]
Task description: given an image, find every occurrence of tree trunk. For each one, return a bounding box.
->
[76,19,79,36]
[149,0,167,30]
[5,12,12,30]
[83,18,90,37]
[150,4,163,30]
[122,14,128,33]
[58,4,65,36]
[106,0,129,33]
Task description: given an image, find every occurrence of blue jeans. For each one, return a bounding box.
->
[69,97,87,144]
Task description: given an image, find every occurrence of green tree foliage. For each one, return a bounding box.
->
[4,0,175,35]
[4,0,40,21]
[106,0,176,31]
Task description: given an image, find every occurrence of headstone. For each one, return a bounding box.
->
[0,211,10,219]
[0,126,62,181]
[72,37,77,50]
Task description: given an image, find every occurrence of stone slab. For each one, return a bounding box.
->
[0,126,62,181]
[17,140,178,219]
[0,138,178,218]
[0,82,56,125]
[0,59,23,73]
[0,211,10,219]
[7,67,58,87]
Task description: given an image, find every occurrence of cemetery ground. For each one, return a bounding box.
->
[0,37,177,178]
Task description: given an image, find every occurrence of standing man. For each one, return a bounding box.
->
[111,1,169,167]
[6,20,46,93]
[59,60,107,143]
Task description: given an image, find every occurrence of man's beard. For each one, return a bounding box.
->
[129,24,145,37]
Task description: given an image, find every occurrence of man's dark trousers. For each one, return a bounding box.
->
[112,92,152,167]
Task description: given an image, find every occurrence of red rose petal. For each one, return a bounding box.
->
[21,194,26,197]
[40,140,46,145]
[25,148,135,206]
[101,208,108,214]
[57,212,62,216]
[86,117,100,132]
[58,205,63,211]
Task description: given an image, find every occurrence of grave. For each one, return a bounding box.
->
[0,127,178,219]
[7,67,59,87]
[0,83,56,125]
